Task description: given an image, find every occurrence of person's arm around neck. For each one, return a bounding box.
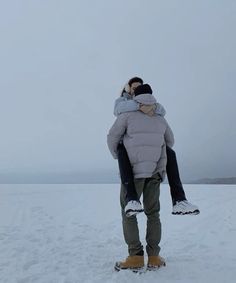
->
[155,103,166,116]
[113,93,139,117]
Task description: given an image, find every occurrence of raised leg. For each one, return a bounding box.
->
[166,146,187,205]
[117,142,139,201]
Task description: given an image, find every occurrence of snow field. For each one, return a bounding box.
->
[0,184,236,283]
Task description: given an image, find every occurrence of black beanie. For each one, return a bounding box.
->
[134,84,153,96]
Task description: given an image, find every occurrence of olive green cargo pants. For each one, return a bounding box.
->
[120,173,162,256]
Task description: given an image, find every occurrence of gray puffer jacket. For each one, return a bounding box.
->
[107,94,174,179]
[113,92,166,117]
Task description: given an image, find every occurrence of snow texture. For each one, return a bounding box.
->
[0,184,236,283]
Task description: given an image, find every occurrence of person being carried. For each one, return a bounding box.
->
[107,84,173,271]
[114,77,199,216]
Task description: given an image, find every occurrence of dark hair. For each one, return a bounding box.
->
[121,76,144,96]
[128,77,143,86]
[134,84,153,96]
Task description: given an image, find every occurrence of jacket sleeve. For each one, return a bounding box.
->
[164,122,175,148]
[155,103,166,117]
[107,114,128,159]
[113,97,139,117]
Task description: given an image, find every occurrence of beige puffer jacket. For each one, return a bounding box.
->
[107,94,174,179]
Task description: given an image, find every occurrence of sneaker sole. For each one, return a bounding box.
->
[125,209,144,217]
[172,209,200,215]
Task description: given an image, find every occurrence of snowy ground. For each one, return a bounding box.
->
[0,184,236,283]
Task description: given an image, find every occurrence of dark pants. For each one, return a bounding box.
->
[117,142,138,201]
[117,142,187,205]
[120,173,161,256]
[166,146,186,205]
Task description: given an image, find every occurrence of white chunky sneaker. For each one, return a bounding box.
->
[172,200,200,215]
[125,200,144,217]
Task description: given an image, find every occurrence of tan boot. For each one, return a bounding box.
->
[147,255,166,270]
[114,255,144,271]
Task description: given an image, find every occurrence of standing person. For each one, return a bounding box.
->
[114,77,200,216]
[107,84,174,271]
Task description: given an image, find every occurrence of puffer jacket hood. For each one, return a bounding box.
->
[133,94,157,105]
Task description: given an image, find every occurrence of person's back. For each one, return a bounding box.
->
[123,93,173,179]
[107,89,174,180]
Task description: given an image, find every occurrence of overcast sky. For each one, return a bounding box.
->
[0,0,235,182]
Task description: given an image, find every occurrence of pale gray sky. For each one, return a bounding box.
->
[0,0,235,182]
